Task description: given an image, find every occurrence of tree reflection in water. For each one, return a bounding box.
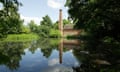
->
[0,38,120,72]
[0,41,30,70]
[0,39,60,71]
[72,39,120,72]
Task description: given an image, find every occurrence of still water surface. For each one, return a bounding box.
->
[0,38,120,72]
[0,39,81,72]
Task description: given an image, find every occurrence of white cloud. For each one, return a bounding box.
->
[47,0,65,9]
[20,14,42,25]
[42,65,74,72]
[48,58,59,66]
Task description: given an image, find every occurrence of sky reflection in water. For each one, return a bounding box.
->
[0,39,81,72]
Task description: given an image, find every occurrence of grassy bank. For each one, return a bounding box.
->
[0,34,39,42]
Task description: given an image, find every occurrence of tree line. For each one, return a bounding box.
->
[0,0,70,38]
[28,15,71,38]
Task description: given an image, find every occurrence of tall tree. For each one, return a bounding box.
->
[37,15,53,37]
[0,0,22,37]
[28,20,37,33]
[53,21,59,29]
[63,19,71,25]
[40,15,53,27]
[65,0,120,40]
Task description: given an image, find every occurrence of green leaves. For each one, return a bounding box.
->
[65,0,71,7]
[28,15,54,37]
[66,0,120,40]
[0,0,23,38]
[40,15,53,27]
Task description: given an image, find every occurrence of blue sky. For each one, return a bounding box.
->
[18,0,68,25]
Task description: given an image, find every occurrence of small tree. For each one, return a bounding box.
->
[28,20,38,33]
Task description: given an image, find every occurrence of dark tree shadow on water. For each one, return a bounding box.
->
[72,38,120,72]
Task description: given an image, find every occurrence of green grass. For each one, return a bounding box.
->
[0,34,39,42]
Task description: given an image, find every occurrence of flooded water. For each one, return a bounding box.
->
[0,38,120,72]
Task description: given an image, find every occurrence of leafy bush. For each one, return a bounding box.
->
[49,29,61,38]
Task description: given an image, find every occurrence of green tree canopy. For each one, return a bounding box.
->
[53,21,59,29]
[40,15,53,27]
[36,15,53,37]
[0,0,23,38]
[63,19,71,25]
[65,0,120,40]
[28,20,37,33]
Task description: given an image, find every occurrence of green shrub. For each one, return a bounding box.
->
[49,29,61,38]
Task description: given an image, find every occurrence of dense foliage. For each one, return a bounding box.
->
[65,0,120,41]
[39,15,53,37]
[0,0,23,38]
[28,15,61,37]
[28,20,38,33]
